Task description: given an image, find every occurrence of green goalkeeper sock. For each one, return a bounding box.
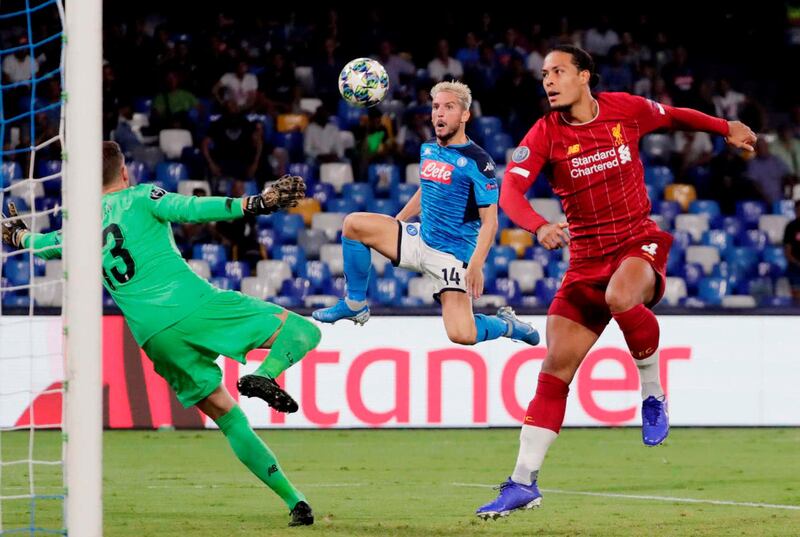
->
[255,313,321,378]
[215,405,305,509]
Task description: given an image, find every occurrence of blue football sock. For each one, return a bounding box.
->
[342,237,371,301]
[474,314,509,342]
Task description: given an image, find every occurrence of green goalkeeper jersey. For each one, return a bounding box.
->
[24,184,245,345]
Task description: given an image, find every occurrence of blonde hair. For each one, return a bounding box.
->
[430,81,472,111]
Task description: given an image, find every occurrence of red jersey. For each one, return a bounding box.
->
[501,92,729,261]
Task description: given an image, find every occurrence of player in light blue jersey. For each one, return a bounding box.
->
[313,81,539,346]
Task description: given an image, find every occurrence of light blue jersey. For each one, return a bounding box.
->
[418,139,499,263]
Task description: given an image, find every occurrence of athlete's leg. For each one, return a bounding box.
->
[439,291,538,346]
[196,384,312,523]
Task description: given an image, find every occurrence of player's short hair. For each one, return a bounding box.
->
[430,81,472,111]
[551,44,600,88]
[102,141,124,187]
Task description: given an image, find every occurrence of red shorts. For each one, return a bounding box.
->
[548,228,674,335]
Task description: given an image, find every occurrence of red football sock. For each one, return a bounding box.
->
[612,304,660,359]
[524,372,569,433]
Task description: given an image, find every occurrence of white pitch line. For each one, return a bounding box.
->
[451,483,800,511]
[145,483,364,490]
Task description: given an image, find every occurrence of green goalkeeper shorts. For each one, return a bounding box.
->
[142,290,285,408]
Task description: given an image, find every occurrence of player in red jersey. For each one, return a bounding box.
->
[475,45,757,519]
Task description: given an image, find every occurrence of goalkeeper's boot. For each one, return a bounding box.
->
[496,307,540,346]
[289,501,314,526]
[237,375,298,413]
[642,395,669,446]
[312,299,370,326]
[476,478,542,520]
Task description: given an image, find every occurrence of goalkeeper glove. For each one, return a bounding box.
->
[243,174,306,215]
[1,201,29,249]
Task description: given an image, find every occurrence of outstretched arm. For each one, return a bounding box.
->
[2,202,62,259]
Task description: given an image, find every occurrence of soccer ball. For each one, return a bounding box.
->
[338,58,389,108]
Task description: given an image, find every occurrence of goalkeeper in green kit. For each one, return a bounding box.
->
[2,141,319,527]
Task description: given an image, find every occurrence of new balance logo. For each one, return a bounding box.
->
[267,464,278,477]
[619,144,631,164]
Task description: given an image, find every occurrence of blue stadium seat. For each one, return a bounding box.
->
[488,246,516,277]
[224,261,250,284]
[491,278,522,306]
[311,183,336,207]
[305,261,331,293]
[288,162,318,184]
[724,247,759,276]
[487,133,514,163]
[374,277,402,306]
[133,97,152,115]
[762,246,788,274]
[257,228,278,251]
[735,200,767,228]
[33,256,46,277]
[739,229,768,252]
[666,244,684,276]
[697,277,729,306]
[472,116,502,144]
[689,200,721,222]
[324,276,347,298]
[389,267,415,293]
[366,198,400,216]
[720,216,744,239]
[773,200,795,219]
[671,229,692,250]
[392,183,418,206]
[126,160,149,184]
[368,164,400,195]
[400,296,426,308]
[342,183,374,209]
[654,200,681,225]
[518,295,542,308]
[3,259,30,286]
[280,277,311,301]
[38,160,62,195]
[646,183,660,202]
[271,213,305,244]
[534,278,559,305]
[211,276,236,291]
[103,289,117,310]
[644,165,674,192]
[3,196,28,213]
[525,246,559,268]
[337,100,367,129]
[274,245,307,277]
[701,230,732,252]
[1,161,22,187]
[269,295,302,309]
[192,244,228,276]
[155,162,188,191]
[681,262,705,294]
[546,259,569,281]
[761,296,792,307]
[747,277,774,302]
[679,296,708,308]
[711,262,745,293]
[3,293,30,309]
[325,198,359,214]
[273,132,304,161]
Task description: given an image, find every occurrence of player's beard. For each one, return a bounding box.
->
[436,124,459,144]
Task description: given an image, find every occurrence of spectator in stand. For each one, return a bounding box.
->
[214,181,262,267]
[465,43,500,114]
[494,28,526,67]
[259,51,297,114]
[789,104,800,139]
[173,187,215,259]
[771,124,800,176]
[397,108,433,164]
[652,77,673,106]
[113,102,145,155]
[152,71,200,132]
[633,62,656,99]
[214,60,258,111]
[375,40,415,99]
[583,15,619,60]
[662,45,696,107]
[456,32,481,72]
[620,31,651,69]
[746,138,792,204]
[202,99,263,192]
[738,94,768,134]
[713,78,746,121]
[313,37,344,111]
[674,131,713,195]
[356,107,396,179]
[495,56,540,141]
[783,200,800,305]
[526,38,548,81]
[599,46,634,92]
[304,107,344,163]
[427,38,463,82]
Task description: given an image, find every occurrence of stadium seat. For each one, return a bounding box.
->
[773,200,795,219]
[530,198,563,223]
[526,246,559,268]
[177,180,211,197]
[159,129,193,160]
[45,259,62,278]
[273,132,304,161]
[747,277,774,302]
[312,213,346,241]
[240,277,272,300]
[724,246,759,275]
[501,229,534,257]
[758,215,789,244]
[534,278,560,305]
[736,200,767,228]
[271,213,305,244]
[298,229,329,260]
[711,262,745,293]
[368,164,400,195]
[640,133,673,163]
[762,246,788,274]
[337,100,367,129]
[721,295,757,308]
[487,133,514,163]
[546,259,569,281]
[674,214,709,243]
[1,161,22,187]
[3,259,30,286]
[3,293,30,309]
[305,261,332,293]
[126,160,149,184]
[187,259,211,280]
[392,183,418,206]
[210,276,236,291]
[644,165,674,192]
[473,295,507,308]
[653,200,682,225]
[371,250,391,276]
[650,214,668,231]
[325,198,359,215]
[9,179,45,200]
[685,245,720,275]
[681,262,705,293]
[192,244,227,276]
[473,116,502,144]
[223,261,250,284]
[739,229,768,252]
[276,114,309,133]
[508,260,544,293]
[311,182,336,206]
[298,98,323,115]
[664,183,696,211]
[304,295,338,309]
[688,200,721,222]
[701,230,733,252]
[662,277,687,306]
[288,162,318,184]
[155,162,188,191]
[399,296,426,308]
[273,245,307,277]
[324,276,347,298]
[405,163,420,185]
[408,277,436,305]
[367,198,400,216]
[320,244,344,275]
[761,296,793,307]
[488,246,516,277]
[256,260,292,289]
[287,198,322,226]
[257,228,278,251]
[491,278,522,306]
[697,277,729,306]
[719,215,744,239]
[776,277,792,298]
[30,274,61,307]
[342,183,374,209]
[374,277,402,306]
